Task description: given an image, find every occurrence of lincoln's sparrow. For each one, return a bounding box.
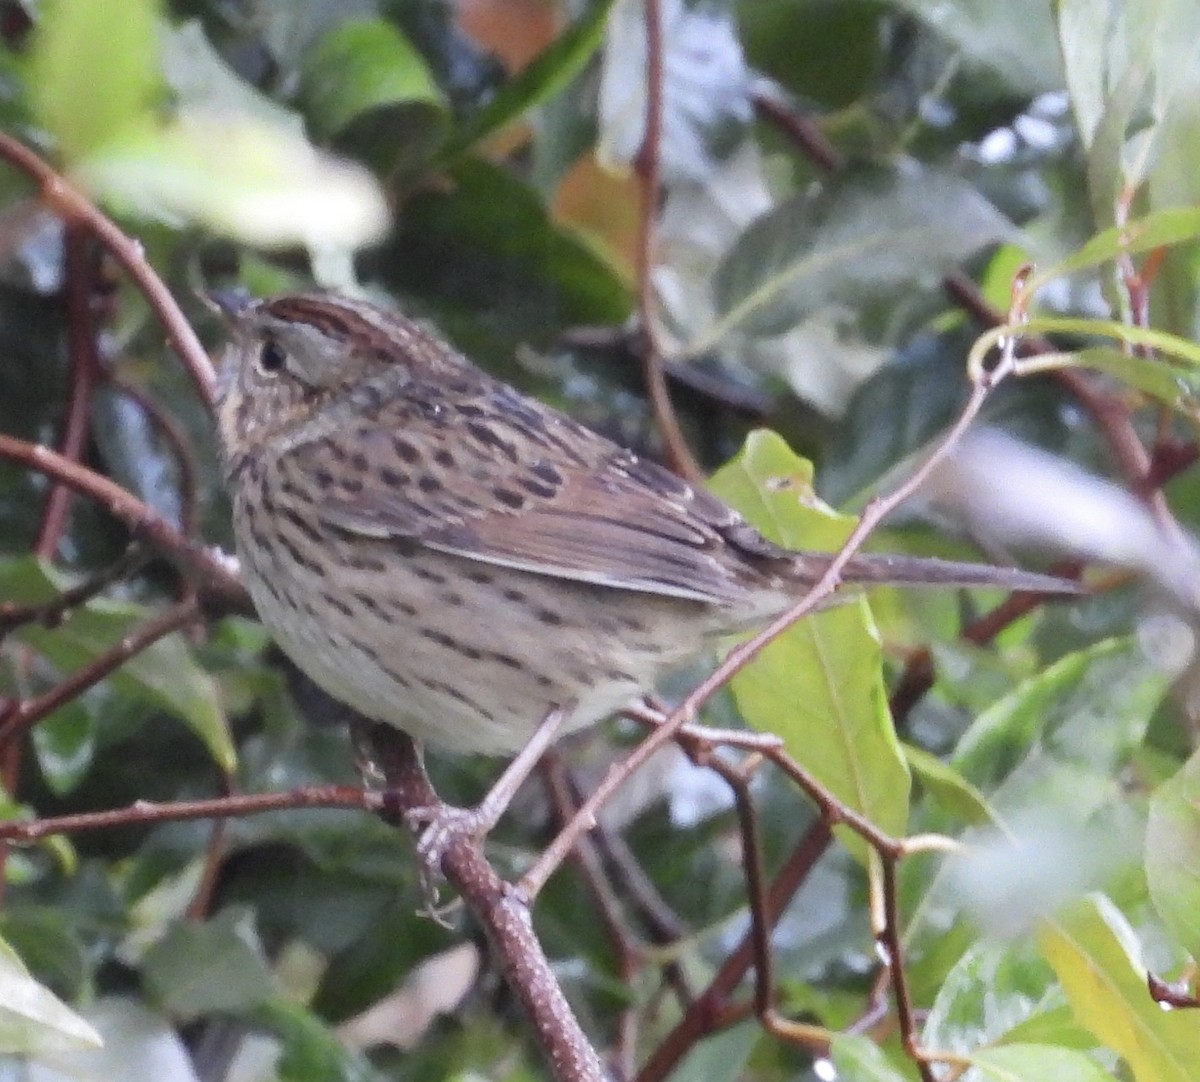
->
[214,292,1073,756]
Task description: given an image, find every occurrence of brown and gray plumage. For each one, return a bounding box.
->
[214,292,1073,754]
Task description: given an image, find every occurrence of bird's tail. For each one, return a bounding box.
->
[794,551,1082,595]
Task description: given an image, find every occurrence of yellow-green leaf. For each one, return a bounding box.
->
[709,431,910,863]
[30,0,162,161]
[1039,894,1200,1082]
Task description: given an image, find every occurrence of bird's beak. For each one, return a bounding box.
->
[200,287,254,323]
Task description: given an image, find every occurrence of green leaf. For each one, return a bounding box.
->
[142,908,277,1020]
[891,0,1063,94]
[709,431,910,863]
[77,115,389,252]
[0,556,235,772]
[30,0,162,161]
[302,18,448,176]
[1025,346,1200,417]
[254,999,387,1082]
[952,637,1166,804]
[904,743,994,827]
[1145,746,1200,958]
[384,157,631,354]
[706,165,1010,348]
[30,699,95,796]
[439,0,620,163]
[923,938,1061,1053]
[1027,205,1200,297]
[1039,894,1200,1082]
[830,1033,911,1081]
[0,936,101,1055]
[968,1043,1114,1082]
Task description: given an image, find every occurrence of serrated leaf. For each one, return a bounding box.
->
[0,936,100,1055]
[968,1043,1114,1082]
[709,431,909,864]
[142,908,276,1020]
[705,166,1010,347]
[1039,894,1200,1082]
[1145,746,1200,958]
[302,18,447,176]
[30,0,161,161]
[441,0,619,163]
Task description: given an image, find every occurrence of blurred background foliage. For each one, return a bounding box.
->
[0,0,1199,1080]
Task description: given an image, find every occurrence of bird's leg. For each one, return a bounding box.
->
[406,705,570,890]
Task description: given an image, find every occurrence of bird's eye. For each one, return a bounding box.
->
[257,339,287,376]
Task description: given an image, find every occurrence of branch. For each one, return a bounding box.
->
[632,0,704,484]
[0,132,216,406]
[0,433,246,608]
[0,785,377,842]
[522,350,1008,901]
[356,721,608,1082]
[0,598,201,745]
[35,221,100,557]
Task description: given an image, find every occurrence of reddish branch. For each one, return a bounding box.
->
[35,222,101,558]
[0,131,216,405]
[359,722,609,1082]
[0,785,377,842]
[632,0,704,485]
[0,433,245,607]
[0,597,201,747]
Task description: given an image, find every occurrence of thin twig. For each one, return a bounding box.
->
[879,856,935,1082]
[521,356,1006,901]
[632,0,704,484]
[0,132,216,405]
[106,373,202,539]
[35,221,101,557]
[0,598,202,746]
[0,433,246,607]
[634,819,832,1082]
[0,785,376,843]
[0,542,148,639]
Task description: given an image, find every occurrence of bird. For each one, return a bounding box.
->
[211,290,1076,850]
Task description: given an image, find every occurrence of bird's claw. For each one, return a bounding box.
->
[404,803,486,925]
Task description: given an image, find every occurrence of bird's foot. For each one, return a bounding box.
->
[404,802,486,925]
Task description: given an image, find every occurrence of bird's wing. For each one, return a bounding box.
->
[290,377,769,606]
